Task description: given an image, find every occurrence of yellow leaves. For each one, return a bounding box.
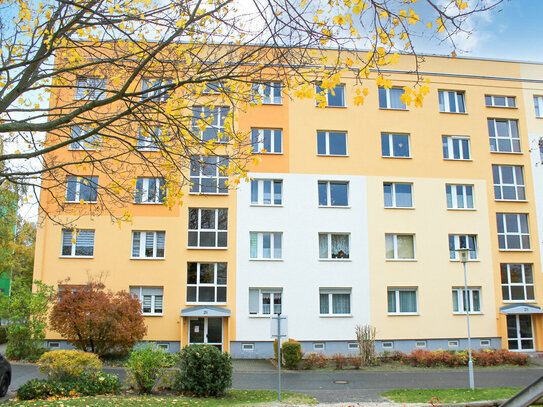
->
[407,8,419,25]
[333,15,346,25]
[456,0,468,10]
[379,10,389,19]
[426,22,432,28]
[399,9,407,19]
[345,57,354,67]
[436,17,445,33]
[376,75,392,89]
[399,32,408,41]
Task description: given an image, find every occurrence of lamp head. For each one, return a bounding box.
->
[455,248,470,264]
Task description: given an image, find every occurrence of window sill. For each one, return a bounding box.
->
[449,259,479,262]
[502,300,537,304]
[130,257,165,260]
[439,111,468,115]
[453,312,483,315]
[498,249,532,252]
[250,204,283,208]
[382,156,412,159]
[447,208,476,211]
[317,105,347,109]
[388,313,419,316]
[319,258,351,262]
[249,315,275,318]
[189,192,229,196]
[443,158,473,162]
[254,152,284,155]
[490,151,523,155]
[142,313,163,317]
[495,199,528,203]
[379,108,408,111]
[59,255,94,259]
[137,149,160,152]
[260,102,283,106]
[64,201,98,204]
[486,106,518,109]
[133,202,164,205]
[385,258,417,262]
[187,302,227,306]
[249,258,283,262]
[188,246,228,250]
[384,206,415,210]
[317,154,349,157]
[319,314,352,318]
[318,205,351,209]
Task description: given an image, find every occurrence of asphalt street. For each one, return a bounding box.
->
[3,364,543,403]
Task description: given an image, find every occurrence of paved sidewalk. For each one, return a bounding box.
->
[233,358,278,372]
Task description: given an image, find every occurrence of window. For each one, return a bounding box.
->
[446,184,474,209]
[318,181,348,207]
[130,286,163,315]
[452,287,481,313]
[415,341,427,348]
[497,213,530,250]
[249,288,282,315]
[66,176,98,203]
[131,231,165,259]
[251,82,282,104]
[135,178,166,203]
[534,96,543,118]
[348,343,359,350]
[480,339,491,347]
[251,129,282,154]
[192,106,230,142]
[387,288,417,314]
[317,131,347,156]
[442,136,471,160]
[157,343,170,351]
[313,343,325,350]
[242,343,255,351]
[187,262,227,303]
[137,127,161,151]
[385,234,415,260]
[485,95,516,108]
[74,77,107,100]
[47,341,60,349]
[190,156,228,194]
[251,179,282,205]
[188,208,228,248]
[384,183,413,208]
[379,87,406,110]
[382,342,394,349]
[381,133,410,158]
[448,235,477,261]
[69,126,101,150]
[250,232,282,259]
[448,340,459,348]
[501,263,535,302]
[316,84,345,107]
[319,233,349,259]
[61,229,95,257]
[493,165,526,201]
[488,119,521,153]
[319,289,351,315]
[141,78,172,102]
[439,90,466,113]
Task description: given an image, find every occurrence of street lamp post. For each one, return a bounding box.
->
[456,247,474,390]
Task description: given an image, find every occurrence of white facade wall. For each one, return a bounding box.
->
[235,173,370,342]
[529,133,543,267]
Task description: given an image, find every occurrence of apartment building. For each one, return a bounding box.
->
[33,52,543,357]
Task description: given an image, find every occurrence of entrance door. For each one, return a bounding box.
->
[189,317,223,351]
[507,314,534,351]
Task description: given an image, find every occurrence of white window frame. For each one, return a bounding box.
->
[192,106,230,143]
[534,96,543,118]
[134,177,166,204]
[439,90,466,113]
[250,179,282,206]
[318,181,349,207]
[442,136,471,160]
[249,288,282,316]
[448,234,478,261]
[448,340,459,348]
[130,286,163,316]
[74,77,107,100]
[488,118,521,153]
[189,156,228,195]
[69,126,101,151]
[485,95,516,108]
[251,128,282,154]
[141,78,172,102]
[319,289,351,316]
[385,234,415,260]
[382,342,394,350]
[131,231,165,259]
[157,343,170,351]
[319,233,350,260]
[48,341,60,349]
[452,287,481,314]
[501,263,535,302]
[378,87,406,110]
[446,184,474,210]
[348,343,359,350]
[137,127,161,151]
[497,213,530,251]
[250,232,282,260]
[186,262,227,304]
[492,165,526,201]
[242,343,255,351]
[313,343,325,350]
[65,176,98,203]
[317,131,348,156]
[381,133,411,158]
[387,288,418,315]
[316,84,346,107]
[415,341,427,348]
[188,208,228,249]
[480,339,491,347]
[61,229,95,258]
[251,82,282,105]
[384,182,413,208]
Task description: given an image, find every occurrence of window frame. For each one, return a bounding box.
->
[318,181,349,207]
[318,233,350,260]
[61,229,95,258]
[387,288,418,315]
[442,136,471,160]
[249,288,282,316]
[501,263,535,303]
[316,84,346,107]
[192,106,230,143]
[385,234,415,261]
[534,96,543,118]
[134,177,166,204]
[446,184,474,210]
[319,289,352,316]
[492,165,526,201]
[384,182,413,208]
[250,232,282,260]
[448,234,478,261]
[186,262,227,304]
[65,176,99,203]
[74,77,107,101]
[141,78,172,102]
[130,286,164,316]
[488,118,521,153]
[452,287,482,314]
[69,126,101,151]
[188,208,228,249]
[251,128,283,154]
[378,87,407,110]
[131,231,166,259]
[317,131,348,156]
[250,179,282,206]
[438,90,466,113]
[137,127,161,151]
[189,156,229,195]
[251,82,282,105]
[496,213,531,251]
[485,95,516,108]
[381,133,411,158]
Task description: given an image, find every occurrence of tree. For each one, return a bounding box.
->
[49,282,147,356]
[0,0,502,220]
[0,276,54,360]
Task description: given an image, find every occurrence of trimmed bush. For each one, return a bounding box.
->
[303,352,329,369]
[331,353,347,370]
[349,354,362,369]
[174,344,232,397]
[16,372,121,400]
[282,341,302,369]
[127,344,168,394]
[37,350,102,380]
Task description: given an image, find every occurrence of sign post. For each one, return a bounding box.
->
[270,313,287,402]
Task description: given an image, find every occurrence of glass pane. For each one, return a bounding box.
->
[207,318,222,343]
[274,234,282,258]
[378,87,387,108]
[200,209,215,229]
[188,231,198,247]
[318,182,328,206]
[217,231,227,247]
[217,287,227,302]
[187,286,197,302]
[332,294,350,314]
[263,181,271,205]
[250,233,257,258]
[384,183,393,207]
[200,232,216,247]
[331,234,349,258]
[329,132,347,155]
[397,235,414,259]
[187,263,197,284]
[510,286,525,300]
[319,234,328,258]
[399,291,416,312]
[385,235,394,259]
[262,233,271,258]
[395,184,412,207]
[200,263,215,283]
[327,85,344,106]
[273,181,282,205]
[218,209,228,230]
[330,183,348,206]
[251,181,258,204]
[199,287,215,302]
[320,294,329,314]
[387,291,396,312]
[317,132,326,154]
[393,135,409,157]
[274,130,282,153]
[190,318,205,343]
[381,134,390,156]
[217,263,227,284]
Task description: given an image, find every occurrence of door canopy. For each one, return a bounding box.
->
[181,305,231,317]
[500,304,543,315]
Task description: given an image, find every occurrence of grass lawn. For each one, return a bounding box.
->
[380,387,522,403]
[3,390,317,406]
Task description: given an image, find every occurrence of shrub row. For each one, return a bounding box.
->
[389,349,530,367]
